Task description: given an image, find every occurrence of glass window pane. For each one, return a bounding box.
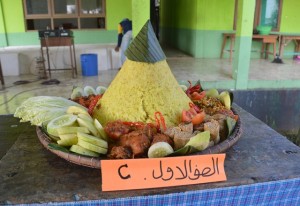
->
[260,0,279,28]
[26,0,48,15]
[53,0,77,14]
[81,0,103,14]
[54,18,78,29]
[26,19,51,30]
[80,17,105,29]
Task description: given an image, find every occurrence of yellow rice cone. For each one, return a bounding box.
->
[93,59,191,127]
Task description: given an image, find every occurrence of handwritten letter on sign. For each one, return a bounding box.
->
[101,154,226,191]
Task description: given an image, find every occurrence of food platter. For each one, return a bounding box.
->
[26,21,243,169]
[36,108,242,169]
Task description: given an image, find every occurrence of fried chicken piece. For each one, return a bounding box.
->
[119,131,151,157]
[133,124,157,141]
[104,121,131,140]
[151,133,174,148]
[108,146,132,159]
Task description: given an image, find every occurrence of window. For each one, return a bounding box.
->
[23,0,106,31]
[254,0,282,31]
[233,0,282,31]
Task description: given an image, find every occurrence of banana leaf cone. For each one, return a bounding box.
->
[93,20,191,126]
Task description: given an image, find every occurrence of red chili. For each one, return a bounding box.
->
[88,94,102,115]
[155,111,167,132]
[186,81,201,97]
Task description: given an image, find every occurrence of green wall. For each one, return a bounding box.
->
[280,0,300,33]
[132,0,150,36]
[160,0,234,30]
[160,0,299,58]
[0,0,7,46]
[1,0,25,33]
[0,0,25,46]
[0,0,132,47]
[160,0,198,29]
[106,0,132,31]
[0,1,6,33]
[160,0,235,57]
[195,0,235,58]
[160,0,198,56]
[196,0,235,30]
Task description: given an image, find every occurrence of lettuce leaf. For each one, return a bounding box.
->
[14,96,86,126]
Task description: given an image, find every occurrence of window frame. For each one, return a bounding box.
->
[23,0,51,17]
[79,0,106,18]
[233,0,282,32]
[23,0,106,31]
[253,0,282,31]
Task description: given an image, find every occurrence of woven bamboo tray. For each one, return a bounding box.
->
[36,109,242,169]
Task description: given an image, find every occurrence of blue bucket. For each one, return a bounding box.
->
[81,54,98,76]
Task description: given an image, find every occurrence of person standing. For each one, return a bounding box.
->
[114,18,132,67]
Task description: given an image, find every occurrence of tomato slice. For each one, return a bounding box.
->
[191,111,206,125]
[182,106,206,125]
[182,110,193,123]
[191,91,206,100]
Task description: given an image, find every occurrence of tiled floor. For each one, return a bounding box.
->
[0,55,300,115]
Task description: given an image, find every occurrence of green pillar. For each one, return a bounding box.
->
[0,0,8,47]
[132,0,150,37]
[233,0,256,89]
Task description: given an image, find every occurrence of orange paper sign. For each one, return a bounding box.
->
[101,154,226,191]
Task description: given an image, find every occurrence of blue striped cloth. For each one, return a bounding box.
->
[25,178,300,206]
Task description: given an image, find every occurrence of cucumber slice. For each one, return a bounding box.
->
[57,126,90,135]
[185,131,210,151]
[148,142,174,158]
[94,119,108,141]
[77,132,108,149]
[71,87,84,99]
[77,113,94,123]
[83,86,96,96]
[77,139,107,154]
[77,117,99,137]
[70,145,99,157]
[58,133,78,146]
[96,86,107,95]
[48,134,60,142]
[66,106,88,115]
[47,114,77,137]
[218,91,231,110]
[205,88,219,98]
[57,137,77,146]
